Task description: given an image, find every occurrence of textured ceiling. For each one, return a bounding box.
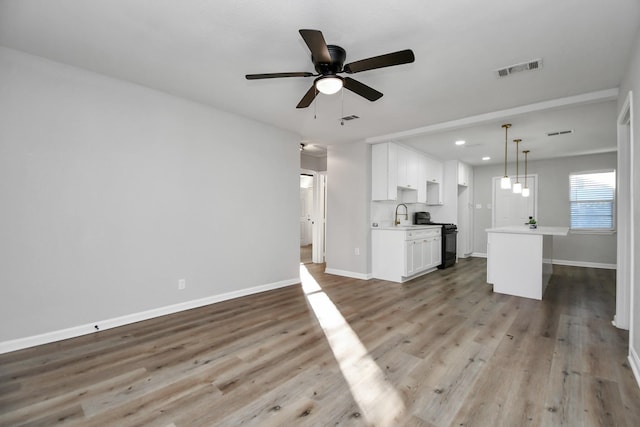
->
[1,0,638,164]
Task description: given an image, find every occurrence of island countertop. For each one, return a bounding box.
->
[486,225,569,236]
[373,225,441,231]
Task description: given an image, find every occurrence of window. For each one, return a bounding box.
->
[569,170,615,231]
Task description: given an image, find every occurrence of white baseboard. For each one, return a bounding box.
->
[469,253,615,270]
[324,268,372,280]
[629,346,640,390]
[551,259,617,270]
[0,277,300,355]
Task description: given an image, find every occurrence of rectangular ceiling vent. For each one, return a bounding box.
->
[546,129,574,137]
[341,115,360,121]
[495,58,543,78]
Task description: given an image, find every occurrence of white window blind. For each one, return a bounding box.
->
[569,170,615,230]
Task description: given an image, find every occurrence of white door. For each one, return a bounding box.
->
[493,175,537,227]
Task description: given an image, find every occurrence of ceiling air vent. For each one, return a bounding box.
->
[495,58,543,78]
[341,115,360,121]
[546,129,574,137]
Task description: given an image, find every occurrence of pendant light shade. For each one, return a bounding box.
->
[522,149,530,197]
[501,124,512,189]
[512,139,522,193]
[500,176,511,189]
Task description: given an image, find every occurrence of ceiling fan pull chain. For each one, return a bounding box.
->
[340,86,344,126]
[314,86,318,119]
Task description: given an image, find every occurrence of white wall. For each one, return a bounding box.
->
[0,47,300,346]
[618,26,640,383]
[325,142,371,278]
[473,152,617,266]
[300,153,327,172]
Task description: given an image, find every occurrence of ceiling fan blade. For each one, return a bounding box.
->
[343,77,383,101]
[246,72,314,80]
[299,29,332,63]
[296,85,318,108]
[344,49,415,74]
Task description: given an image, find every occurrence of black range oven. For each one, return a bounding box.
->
[414,212,458,269]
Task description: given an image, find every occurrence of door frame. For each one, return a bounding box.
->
[615,91,633,330]
[300,169,327,263]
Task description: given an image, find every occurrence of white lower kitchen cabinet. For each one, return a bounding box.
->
[372,226,442,283]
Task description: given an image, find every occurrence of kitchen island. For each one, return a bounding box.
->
[486,225,569,300]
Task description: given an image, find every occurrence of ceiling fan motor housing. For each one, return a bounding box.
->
[313,45,346,75]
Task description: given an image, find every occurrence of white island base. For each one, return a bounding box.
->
[486,226,569,300]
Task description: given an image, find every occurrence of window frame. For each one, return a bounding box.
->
[569,169,616,234]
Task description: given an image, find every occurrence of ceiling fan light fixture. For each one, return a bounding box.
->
[315,76,343,95]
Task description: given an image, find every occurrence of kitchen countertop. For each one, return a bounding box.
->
[485,225,569,236]
[373,225,441,231]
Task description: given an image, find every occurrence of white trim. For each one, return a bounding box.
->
[366,89,619,143]
[629,346,640,390]
[616,90,633,330]
[324,268,372,280]
[0,277,300,355]
[549,259,616,270]
[471,252,487,258]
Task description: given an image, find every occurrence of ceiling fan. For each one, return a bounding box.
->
[245,29,415,108]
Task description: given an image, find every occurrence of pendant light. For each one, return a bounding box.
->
[522,150,530,197]
[500,124,512,189]
[512,139,522,193]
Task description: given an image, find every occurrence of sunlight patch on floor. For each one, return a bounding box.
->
[300,264,405,425]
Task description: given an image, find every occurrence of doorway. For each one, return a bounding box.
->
[300,174,313,263]
[300,171,327,264]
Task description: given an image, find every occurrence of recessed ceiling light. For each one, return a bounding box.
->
[482,156,491,161]
[455,140,466,146]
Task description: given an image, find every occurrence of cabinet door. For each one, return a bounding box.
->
[425,157,443,205]
[397,146,418,189]
[372,143,398,200]
[458,161,471,186]
[405,240,415,276]
[420,238,431,270]
[425,156,443,183]
[431,237,442,267]
[417,155,427,203]
[413,240,425,273]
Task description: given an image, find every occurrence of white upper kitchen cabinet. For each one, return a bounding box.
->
[372,142,424,202]
[396,145,419,190]
[458,161,472,186]
[371,142,398,201]
[424,156,443,205]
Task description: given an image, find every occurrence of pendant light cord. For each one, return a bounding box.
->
[502,124,511,177]
[514,139,520,183]
[523,150,529,187]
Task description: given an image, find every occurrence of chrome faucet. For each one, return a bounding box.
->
[395,203,408,226]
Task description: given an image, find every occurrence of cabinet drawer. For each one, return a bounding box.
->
[406,228,441,240]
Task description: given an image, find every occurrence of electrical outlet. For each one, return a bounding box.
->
[354,248,360,255]
[178,279,186,290]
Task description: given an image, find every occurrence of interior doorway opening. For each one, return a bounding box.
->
[300,170,327,264]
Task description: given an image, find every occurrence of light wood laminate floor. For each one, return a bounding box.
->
[1,258,639,426]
